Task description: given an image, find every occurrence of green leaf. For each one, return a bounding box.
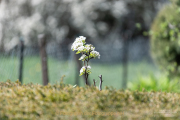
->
[76,51,80,54]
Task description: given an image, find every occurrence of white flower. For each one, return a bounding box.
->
[79,65,91,76]
[91,47,95,51]
[87,65,91,70]
[80,66,85,74]
[79,36,86,41]
[77,46,84,51]
[74,38,81,43]
[79,54,86,60]
[71,42,83,51]
[91,50,100,59]
[84,46,90,51]
[97,54,100,59]
[84,44,95,51]
[74,36,86,43]
[71,36,86,51]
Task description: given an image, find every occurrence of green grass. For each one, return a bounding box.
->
[128,74,180,92]
[0,56,159,89]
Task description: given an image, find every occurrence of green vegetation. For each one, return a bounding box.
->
[150,1,180,77]
[0,56,157,89]
[128,74,180,92]
[0,80,179,119]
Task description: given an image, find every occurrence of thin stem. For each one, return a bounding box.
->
[83,52,90,85]
[84,69,87,85]
[87,53,90,66]
[86,74,88,85]
[84,66,89,85]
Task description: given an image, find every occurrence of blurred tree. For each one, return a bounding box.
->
[0,0,167,52]
[0,0,168,86]
[151,0,180,78]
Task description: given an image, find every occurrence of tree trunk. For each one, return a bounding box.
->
[38,34,49,86]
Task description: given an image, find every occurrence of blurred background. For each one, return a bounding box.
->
[0,0,176,90]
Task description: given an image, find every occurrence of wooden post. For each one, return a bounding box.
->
[99,75,103,91]
[122,34,128,89]
[93,79,97,87]
[18,37,24,83]
[38,34,49,86]
[122,33,130,89]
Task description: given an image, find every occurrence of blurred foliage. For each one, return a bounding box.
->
[0,80,180,119]
[0,0,165,52]
[150,0,180,78]
[128,74,180,92]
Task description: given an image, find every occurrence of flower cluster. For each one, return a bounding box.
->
[71,36,100,77]
[80,66,91,76]
[90,51,100,59]
[71,36,86,51]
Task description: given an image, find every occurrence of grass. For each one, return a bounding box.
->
[128,74,180,93]
[0,56,159,89]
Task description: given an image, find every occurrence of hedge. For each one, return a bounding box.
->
[0,80,179,119]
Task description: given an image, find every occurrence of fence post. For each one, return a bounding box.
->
[122,31,131,89]
[122,38,128,89]
[38,34,49,86]
[99,75,103,91]
[18,37,24,83]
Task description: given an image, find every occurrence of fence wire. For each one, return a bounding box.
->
[0,0,168,89]
[0,38,159,89]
